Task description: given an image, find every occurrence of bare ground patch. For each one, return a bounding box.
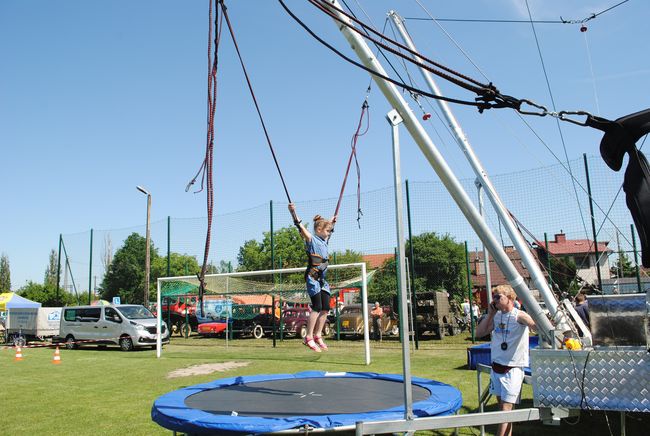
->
[167,361,250,379]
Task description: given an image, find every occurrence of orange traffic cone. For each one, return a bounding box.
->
[52,346,61,365]
[14,346,23,361]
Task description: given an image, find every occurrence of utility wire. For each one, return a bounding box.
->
[524,0,590,245]
[403,0,630,25]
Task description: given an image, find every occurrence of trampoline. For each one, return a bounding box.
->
[152,371,462,434]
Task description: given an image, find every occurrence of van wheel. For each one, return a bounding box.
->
[252,324,264,339]
[299,325,308,339]
[119,336,134,351]
[65,335,77,350]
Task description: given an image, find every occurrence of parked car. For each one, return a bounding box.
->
[281,307,331,339]
[59,304,170,351]
[338,304,399,338]
[230,304,278,339]
[197,321,228,337]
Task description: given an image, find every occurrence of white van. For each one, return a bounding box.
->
[59,304,170,351]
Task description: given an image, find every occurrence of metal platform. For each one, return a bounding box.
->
[531,348,650,412]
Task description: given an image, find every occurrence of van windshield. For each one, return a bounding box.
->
[118,306,154,320]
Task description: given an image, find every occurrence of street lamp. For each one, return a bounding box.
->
[137,186,151,305]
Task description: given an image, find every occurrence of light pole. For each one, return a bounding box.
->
[137,186,151,305]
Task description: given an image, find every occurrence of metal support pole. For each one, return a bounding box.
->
[324,0,556,346]
[405,179,419,349]
[476,181,492,305]
[387,109,414,420]
[56,234,62,303]
[583,154,603,291]
[272,294,277,348]
[544,233,554,288]
[88,228,93,305]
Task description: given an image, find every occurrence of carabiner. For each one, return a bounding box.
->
[517,99,548,117]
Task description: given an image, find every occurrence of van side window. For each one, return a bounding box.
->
[64,309,77,322]
[79,308,101,322]
[105,308,122,323]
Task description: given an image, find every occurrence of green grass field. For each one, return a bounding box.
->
[1,334,646,435]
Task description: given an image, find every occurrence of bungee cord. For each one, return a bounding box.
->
[186,0,222,310]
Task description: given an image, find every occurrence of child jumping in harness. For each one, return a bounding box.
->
[288,203,337,352]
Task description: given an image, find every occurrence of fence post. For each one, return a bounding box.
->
[465,241,475,343]
[270,200,275,272]
[583,154,603,291]
[88,228,93,305]
[631,224,642,293]
[167,216,171,277]
[405,179,419,350]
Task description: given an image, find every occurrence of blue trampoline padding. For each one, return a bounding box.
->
[151,371,462,434]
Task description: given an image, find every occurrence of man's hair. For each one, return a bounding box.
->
[575,293,586,303]
[492,284,516,301]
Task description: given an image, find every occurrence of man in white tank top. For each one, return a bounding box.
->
[475,285,536,436]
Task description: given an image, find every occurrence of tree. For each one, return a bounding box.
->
[549,256,579,295]
[368,232,466,305]
[151,253,200,282]
[610,250,636,278]
[18,281,78,306]
[44,249,59,288]
[368,257,398,304]
[238,227,307,272]
[0,254,11,292]
[100,233,159,304]
[102,233,113,272]
[409,232,466,302]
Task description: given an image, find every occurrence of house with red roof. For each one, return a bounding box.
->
[469,246,543,309]
[535,232,612,285]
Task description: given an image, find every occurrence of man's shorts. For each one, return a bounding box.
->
[489,366,524,404]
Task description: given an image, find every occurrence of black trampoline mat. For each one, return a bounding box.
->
[185,377,432,417]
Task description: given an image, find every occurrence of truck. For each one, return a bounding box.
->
[413,291,459,338]
[6,307,62,346]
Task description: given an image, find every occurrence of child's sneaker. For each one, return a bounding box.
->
[303,338,321,352]
[314,336,328,351]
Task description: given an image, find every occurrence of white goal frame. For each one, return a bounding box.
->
[155,262,370,362]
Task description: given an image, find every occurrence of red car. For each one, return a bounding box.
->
[281,307,331,339]
[197,321,228,337]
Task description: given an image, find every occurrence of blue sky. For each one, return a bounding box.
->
[2,0,649,290]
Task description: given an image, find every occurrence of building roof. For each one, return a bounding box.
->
[535,233,610,255]
[362,254,394,269]
[469,246,545,289]
[231,294,274,306]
